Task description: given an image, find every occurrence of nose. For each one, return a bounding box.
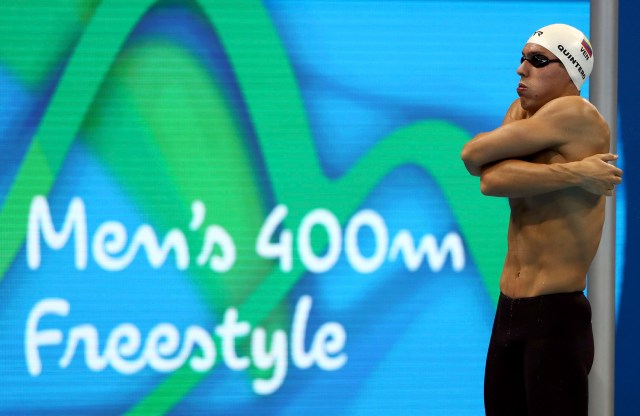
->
[517,60,528,77]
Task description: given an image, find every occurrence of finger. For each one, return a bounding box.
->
[609,166,623,176]
[598,153,618,162]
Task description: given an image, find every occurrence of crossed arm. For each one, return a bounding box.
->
[460,98,622,197]
[478,155,620,198]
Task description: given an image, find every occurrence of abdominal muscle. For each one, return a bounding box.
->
[499,188,605,298]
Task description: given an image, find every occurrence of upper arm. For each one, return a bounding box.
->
[461,114,564,170]
[461,97,601,168]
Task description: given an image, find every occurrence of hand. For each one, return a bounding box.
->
[574,153,623,196]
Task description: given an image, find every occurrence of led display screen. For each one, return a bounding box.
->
[0,1,603,414]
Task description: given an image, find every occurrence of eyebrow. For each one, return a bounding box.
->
[522,48,551,58]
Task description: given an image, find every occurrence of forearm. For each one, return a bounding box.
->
[460,101,583,177]
[461,133,489,176]
[480,159,581,197]
[481,154,623,198]
[461,101,524,176]
[461,119,562,177]
[461,127,546,177]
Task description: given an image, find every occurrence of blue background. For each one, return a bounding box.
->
[1,0,637,414]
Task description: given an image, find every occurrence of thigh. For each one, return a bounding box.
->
[484,336,528,416]
[523,329,594,416]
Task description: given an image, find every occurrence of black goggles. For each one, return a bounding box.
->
[520,55,562,68]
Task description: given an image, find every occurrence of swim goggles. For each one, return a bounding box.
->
[520,54,562,68]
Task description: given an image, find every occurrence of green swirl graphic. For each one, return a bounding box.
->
[0,0,508,413]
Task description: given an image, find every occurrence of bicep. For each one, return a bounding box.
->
[464,117,566,166]
[497,118,566,156]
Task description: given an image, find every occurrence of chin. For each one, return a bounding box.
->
[519,99,541,115]
[519,98,532,110]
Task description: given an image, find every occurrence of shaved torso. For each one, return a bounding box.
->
[499,97,610,297]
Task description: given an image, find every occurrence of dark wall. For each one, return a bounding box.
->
[615,0,640,413]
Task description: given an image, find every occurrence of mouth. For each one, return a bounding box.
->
[516,82,527,95]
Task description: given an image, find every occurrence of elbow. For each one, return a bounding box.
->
[480,170,505,196]
[461,132,493,175]
[479,178,493,196]
[460,145,475,166]
[461,146,481,176]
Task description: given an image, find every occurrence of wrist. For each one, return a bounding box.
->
[550,162,583,187]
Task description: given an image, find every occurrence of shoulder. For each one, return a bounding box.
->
[535,96,610,153]
[535,96,606,126]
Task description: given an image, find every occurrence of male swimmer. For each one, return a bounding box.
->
[461,23,623,415]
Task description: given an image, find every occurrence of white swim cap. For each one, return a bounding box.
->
[526,23,594,90]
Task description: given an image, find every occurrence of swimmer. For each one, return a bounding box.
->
[461,23,623,415]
